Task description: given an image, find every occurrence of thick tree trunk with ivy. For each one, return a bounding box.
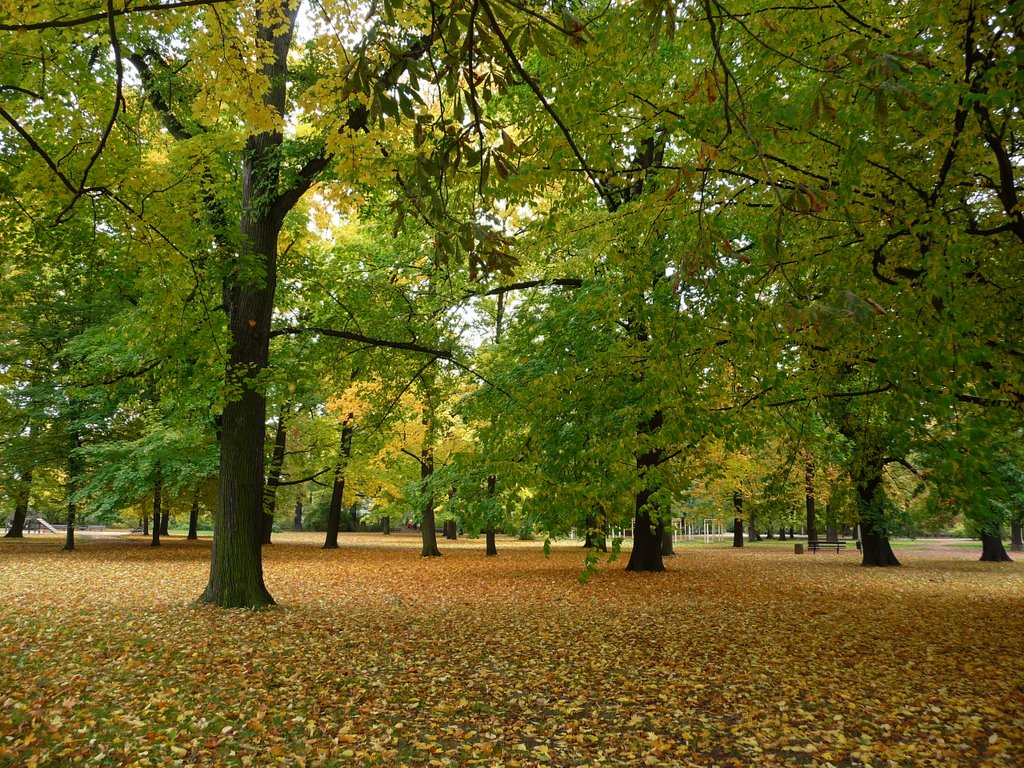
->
[1011,522,1023,553]
[324,422,354,550]
[262,403,290,545]
[187,495,199,540]
[854,461,900,567]
[980,530,1012,562]
[151,468,162,547]
[627,409,666,572]
[4,469,31,539]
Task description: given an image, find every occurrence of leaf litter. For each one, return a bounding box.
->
[0,533,1022,767]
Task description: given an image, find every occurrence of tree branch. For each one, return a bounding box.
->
[270,326,453,359]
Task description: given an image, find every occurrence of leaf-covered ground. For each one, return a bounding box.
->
[1,533,1022,767]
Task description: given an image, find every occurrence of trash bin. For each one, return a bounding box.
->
[794,543,804,554]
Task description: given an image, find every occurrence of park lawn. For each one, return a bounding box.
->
[0,533,1022,768]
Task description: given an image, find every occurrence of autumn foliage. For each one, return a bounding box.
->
[1,534,1022,767]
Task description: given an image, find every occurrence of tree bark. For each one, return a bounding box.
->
[626,408,666,572]
[747,506,761,542]
[854,457,900,567]
[660,526,675,556]
[420,426,440,557]
[381,515,390,535]
[324,421,354,550]
[732,491,744,547]
[980,531,1012,562]
[142,514,149,536]
[444,519,458,540]
[4,468,32,538]
[825,525,839,543]
[187,495,199,540]
[292,498,304,532]
[151,467,162,547]
[262,402,290,545]
[805,454,816,542]
[1011,522,1023,553]
[778,526,786,540]
[63,430,81,552]
[485,526,497,556]
[199,4,300,608]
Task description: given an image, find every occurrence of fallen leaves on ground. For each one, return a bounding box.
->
[0,533,1022,767]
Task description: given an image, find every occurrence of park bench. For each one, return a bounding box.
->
[806,539,847,553]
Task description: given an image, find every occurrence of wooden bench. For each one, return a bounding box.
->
[807,540,847,553]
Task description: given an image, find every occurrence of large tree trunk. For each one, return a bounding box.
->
[855,460,900,567]
[187,494,199,540]
[443,520,458,540]
[324,421,354,550]
[980,530,1012,562]
[4,468,32,538]
[151,467,162,547]
[199,4,300,608]
[262,402,291,545]
[1010,522,1022,553]
[292,499,304,532]
[805,454,816,542]
[63,430,81,552]
[626,408,666,572]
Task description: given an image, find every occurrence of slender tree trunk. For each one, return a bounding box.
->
[63,430,81,552]
[485,526,497,556]
[187,494,199,540]
[778,526,786,540]
[805,454,816,542]
[324,421,354,550]
[142,514,149,536]
[420,430,440,557]
[160,507,170,536]
[262,402,291,545]
[980,529,1012,562]
[766,527,774,539]
[732,491,744,548]
[381,516,390,535]
[292,499,304,532]
[4,468,32,538]
[825,525,839,543]
[151,467,163,547]
[1011,522,1023,553]
[444,520,457,540]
